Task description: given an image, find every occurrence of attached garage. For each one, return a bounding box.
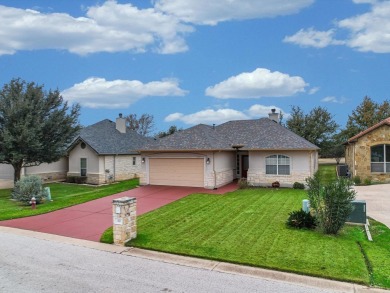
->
[149,158,204,187]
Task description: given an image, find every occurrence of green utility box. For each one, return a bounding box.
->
[347,200,366,224]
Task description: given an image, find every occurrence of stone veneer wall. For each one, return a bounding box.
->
[345,125,390,183]
[205,168,233,189]
[104,155,141,182]
[247,170,309,187]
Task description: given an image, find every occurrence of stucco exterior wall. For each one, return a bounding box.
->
[23,157,68,181]
[345,125,390,183]
[247,150,317,187]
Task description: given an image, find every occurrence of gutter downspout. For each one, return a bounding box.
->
[113,155,116,182]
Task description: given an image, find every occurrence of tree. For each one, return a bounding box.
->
[0,78,80,182]
[286,106,339,156]
[156,125,181,138]
[125,113,154,136]
[342,96,390,139]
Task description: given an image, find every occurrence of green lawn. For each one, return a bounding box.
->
[0,179,139,221]
[318,164,338,184]
[126,189,375,285]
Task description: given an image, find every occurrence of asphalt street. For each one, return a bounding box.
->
[0,232,337,293]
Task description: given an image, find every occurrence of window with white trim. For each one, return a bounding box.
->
[371,144,390,173]
[266,155,290,175]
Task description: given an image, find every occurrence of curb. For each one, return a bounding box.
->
[1,226,388,293]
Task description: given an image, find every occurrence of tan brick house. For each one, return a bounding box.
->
[344,117,390,183]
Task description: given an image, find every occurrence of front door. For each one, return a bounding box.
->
[242,155,249,178]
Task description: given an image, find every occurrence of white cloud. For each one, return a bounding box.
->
[165,104,287,125]
[284,1,390,53]
[321,96,347,104]
[308,87,320,95]
[0,1,193,56]
[283,28,344,48]
[205,68,308,99]
[154,0,314,25]
[338,1,390,53]
[61,77,187,108]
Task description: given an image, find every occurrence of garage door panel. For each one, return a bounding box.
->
[149,158,204,187]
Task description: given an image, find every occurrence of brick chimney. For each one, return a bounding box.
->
[268,108,279,123]
[116,113,126,133]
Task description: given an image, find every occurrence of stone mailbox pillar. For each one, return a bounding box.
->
[112,197,137,246]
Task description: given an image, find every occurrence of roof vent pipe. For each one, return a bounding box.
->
[116,113,126,133]
[268,109,279,123]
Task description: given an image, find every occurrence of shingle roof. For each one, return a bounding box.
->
[346,117,390,143]
[68,119,153,155]
[141,118,318,151]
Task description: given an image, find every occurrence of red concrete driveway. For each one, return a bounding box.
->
[0,183,237,242]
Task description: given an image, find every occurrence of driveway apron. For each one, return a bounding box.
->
[354,184,390,228]
[0,183,238,242]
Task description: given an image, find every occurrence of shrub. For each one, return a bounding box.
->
[363,177,372,186]
[66,176,76,183]
[74,176,87,184]
[12,175,46,205]
[238,178,250,189]
[353,175,361,185]
[272,181,280,188]
[286,209,316,229]
[293,182,305,189]
[306,172,356,235]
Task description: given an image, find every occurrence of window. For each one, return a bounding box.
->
[80,158,87,176]
[266,155,290,175]
[132,157,136,166]
[371,144,390,173]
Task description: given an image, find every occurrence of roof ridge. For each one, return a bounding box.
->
[348,116,390,142]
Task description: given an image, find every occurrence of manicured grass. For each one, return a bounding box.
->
[100,226,114,244]
[0,179,139,221]
[126,188,372,285]
[318,164,337,184]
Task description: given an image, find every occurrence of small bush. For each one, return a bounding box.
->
[66,176,76,183]
[74,176,87,184]
[353,176,361,185]
[12,175,46,205]
[238,178,250,189]
[293,182,305,189]
[272,181,280,188]
[363,177,372,186]
[286,209,316,229]
[306,173,356,235]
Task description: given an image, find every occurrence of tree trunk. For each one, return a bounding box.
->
[13,162,23,183]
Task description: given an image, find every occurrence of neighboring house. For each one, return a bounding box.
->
[139,110,319,189]
[344,117,390,183]
[67,114,152,185]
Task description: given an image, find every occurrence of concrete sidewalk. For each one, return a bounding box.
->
[0,226,387,293]
[0,183,238,241]
[354,184,390,228]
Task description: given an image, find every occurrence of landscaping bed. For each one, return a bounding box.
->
[0,179,139,221]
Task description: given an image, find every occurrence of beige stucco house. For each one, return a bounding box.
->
[344,117,390,183]
[67,114,152,185]
[139,111,319,189]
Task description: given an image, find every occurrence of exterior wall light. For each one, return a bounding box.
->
[141,158,145,163]
[206,158,210,164]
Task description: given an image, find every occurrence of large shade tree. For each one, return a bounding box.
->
[125,113,154,136]
[341,96,390,140]
[0,78,80,182]
[286,106,339,156]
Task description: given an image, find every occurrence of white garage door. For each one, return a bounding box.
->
[149,158,204,187]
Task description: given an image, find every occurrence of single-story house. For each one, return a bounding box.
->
[139,110,319,189]
[66,114,152,185]
[344,117,390,183]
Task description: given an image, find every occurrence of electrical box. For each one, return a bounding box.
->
[347,200,366,224]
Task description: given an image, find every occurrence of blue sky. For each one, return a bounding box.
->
[1,0,389,133]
